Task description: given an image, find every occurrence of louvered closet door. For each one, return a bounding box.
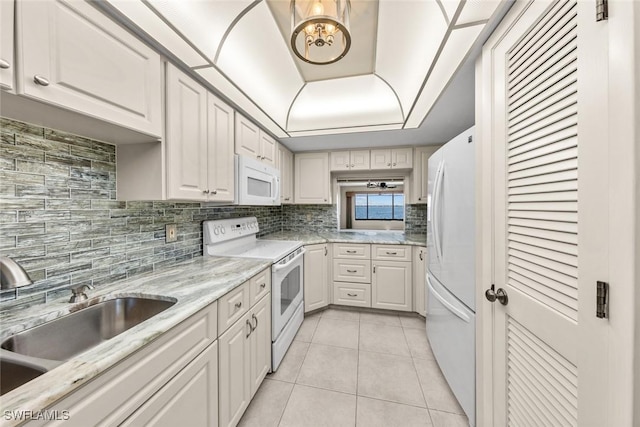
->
[486,0,609,425]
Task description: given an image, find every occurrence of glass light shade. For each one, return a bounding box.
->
[290,0,351,65]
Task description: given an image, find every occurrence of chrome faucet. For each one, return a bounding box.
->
[0,256,33,289]
[69,284,95,303]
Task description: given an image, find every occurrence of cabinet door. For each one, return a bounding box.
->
[330,151,351,171]
[281,148,294,204]
[166,64,208,201]
[392,148,413,169]
[122,342,218,427]
[412,146,439,203]
[218,313,251,427]
[370,149,391,169]
[17,0,162,137]
[412,246,427,316]
[249,294,271,397]
[0,0,14,91]
[372,260,412,311]
[294,152,330,204]
[350,150,370,170]
[304,244,329,312]
[259,131,276,166]
[207,93,235,202]
[235,114,261,159]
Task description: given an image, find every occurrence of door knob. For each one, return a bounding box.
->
[485,287,508,305]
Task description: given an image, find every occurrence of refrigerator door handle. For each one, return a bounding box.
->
[431,161,445,261]
[427,275,470,323]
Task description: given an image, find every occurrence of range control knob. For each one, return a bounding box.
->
[221,227,226,234]
[213,227,220,235]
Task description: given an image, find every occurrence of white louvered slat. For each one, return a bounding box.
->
[508,91,577,136]
[507,318,578,426]
[509,224,577,245]
[508,247,578,278]
[508,255,578,294]
[509,83,576,128]
[509,168,577,190]
[509,240,577,268]
[508,190,578,203]
[508,179,577,196]
[508,65,576,115]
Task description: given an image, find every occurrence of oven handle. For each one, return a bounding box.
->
[273,248,306,272]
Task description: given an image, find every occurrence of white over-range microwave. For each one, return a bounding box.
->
[235,155,281,206]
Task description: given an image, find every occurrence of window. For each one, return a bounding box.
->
[354,193,404,221]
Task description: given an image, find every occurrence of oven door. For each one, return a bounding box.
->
[271,248,305,340]
[236,155,280,206]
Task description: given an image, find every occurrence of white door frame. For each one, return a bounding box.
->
[475,1,639,426]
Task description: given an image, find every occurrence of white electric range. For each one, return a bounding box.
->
[203,217,304,371]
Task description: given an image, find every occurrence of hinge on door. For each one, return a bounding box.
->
[596,281,609,319]
[596,0,608,21]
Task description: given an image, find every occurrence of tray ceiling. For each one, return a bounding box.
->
[102,0,508,141]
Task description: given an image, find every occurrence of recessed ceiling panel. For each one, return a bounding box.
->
[456,0,503,25]
[266,0,378,82]
[107,1,209,67]
[405,23,484,128]
[217,2,305,127]
[288,74,403,131]
[148,0,252,62]
[375,0,447,114]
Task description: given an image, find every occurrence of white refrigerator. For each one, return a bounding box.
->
[426,126,476,426]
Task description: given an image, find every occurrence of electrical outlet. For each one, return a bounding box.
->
[166,224,178,243]
[306,213,312,221]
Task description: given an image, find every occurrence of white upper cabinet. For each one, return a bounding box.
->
[412,146,440,204]
[166,64,235,202]
[166,65,209,201]
[278,144,294,204]
[370,148,413,170]
[207,92,235,202]
[295,152,330,204]
[330,150,370,171]
[0,0,14,91]
[235,114,276,166]
[17,0,162,138]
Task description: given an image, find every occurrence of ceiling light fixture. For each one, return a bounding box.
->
[290,0,351,65]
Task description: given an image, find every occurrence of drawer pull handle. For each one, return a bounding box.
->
[0,59,9,69]
[260,283,266,289]
[33,75,50,86]
[386,252,398,255]
[346,250,356,254]
[346,269,357,273]
[235,301,242,309]
[347,293,358,297]
[246,319,253,337]
[252,313,259,330]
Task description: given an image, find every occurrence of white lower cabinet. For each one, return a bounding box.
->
[122,342,219,427]
[333,282,371,307]
[304,244,329,312]
[218,292,271,427]
[25,303,218,427]
[413,246,427,316]
[372,260,412,312]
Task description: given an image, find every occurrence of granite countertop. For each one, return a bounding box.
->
[262,230,427,247]
[0,256,271,422]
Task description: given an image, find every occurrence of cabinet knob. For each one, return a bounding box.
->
[260,283,266,288]
[203,189,210,194]
[211,190,217,195]
[324,199,327,202]
[0,59,9,69]
[33,75,50,86]
[235,301,242,309]
[285,197,290,201]
[387,163,391,166]
[418,197,422,200]
[393,163,396,166]
[350,164,354,167]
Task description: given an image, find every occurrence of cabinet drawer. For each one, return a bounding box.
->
[333,243,370,259]
[249,268,271,306]
[218,282,250,336]
[333,259,371,283]
[372,244,412,262]
[333,282,371,307]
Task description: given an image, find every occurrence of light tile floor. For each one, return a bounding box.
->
[239,307,470,427]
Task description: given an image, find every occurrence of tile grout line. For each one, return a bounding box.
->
[403,325,436,426]
[354,312,361,427]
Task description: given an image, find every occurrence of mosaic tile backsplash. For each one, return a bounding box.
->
[0,117,282,309]
[1,117,427,309]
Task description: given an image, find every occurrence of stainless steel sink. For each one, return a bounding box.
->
[0,359,47,396]
[1,297,176,362]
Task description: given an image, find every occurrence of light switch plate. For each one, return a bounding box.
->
[166,224,178,243]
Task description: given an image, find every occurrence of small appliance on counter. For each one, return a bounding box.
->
[203,217,304,371]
